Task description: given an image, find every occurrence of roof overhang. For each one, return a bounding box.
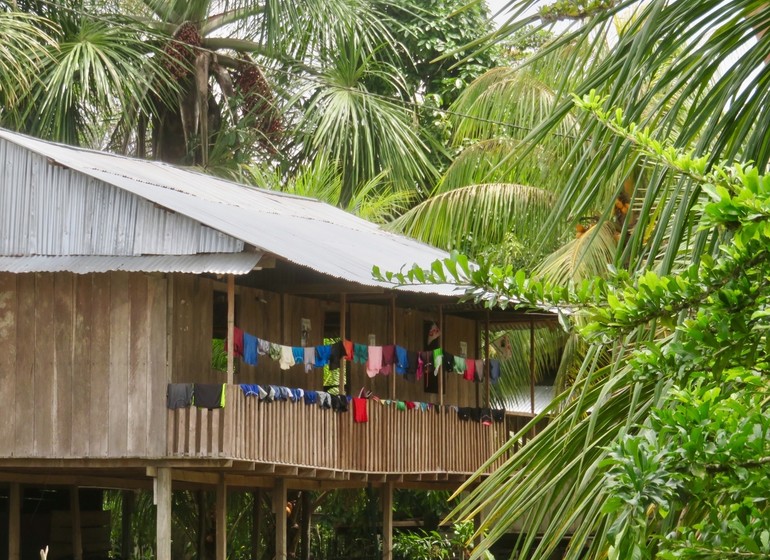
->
[0,253,263,274]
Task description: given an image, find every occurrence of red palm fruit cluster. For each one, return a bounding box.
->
[234,61,282,142]
[164,22,202,80]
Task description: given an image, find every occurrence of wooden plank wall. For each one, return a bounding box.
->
[0,271,168,459]
[170,275,214,385]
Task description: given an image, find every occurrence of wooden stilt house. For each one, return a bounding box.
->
[0,129,555,560]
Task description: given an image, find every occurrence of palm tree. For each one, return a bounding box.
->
[4,0,436,207]
[441,2,770,559]
[386,36,619,400]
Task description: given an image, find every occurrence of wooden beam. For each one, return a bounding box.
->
[197,490,208,560]
[226,274,235,385]
[121,490,135,560]
[223,474,275,489]
[273,478,288,560]
[390,294,396,400]
[438,304,444,408]
[282,284,385,295]
[0,472,151,490]
[0,457,233,469]
[382,481,394,560]
[530,319,536,416]
[300,491,311,560]
[252,489,263,560]
[155,467,172,560]
[9,483,20,560]
[340,293,347,395]
[71,487,83,560]
[216,474,227,560]
[485,310,491,407]
[170,470,219,486]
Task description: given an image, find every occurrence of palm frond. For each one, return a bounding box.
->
[0,11,56,110]
[439,137,568,193]
[17,16,175,146]
[449,66,578,149]
[495,0,770,273]
[535,221,617,285]
[387,182,556,255]
[293,27,437,206]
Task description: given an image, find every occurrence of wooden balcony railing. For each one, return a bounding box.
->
[167,385,538,476]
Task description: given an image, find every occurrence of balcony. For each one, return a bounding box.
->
[166,385,538,481]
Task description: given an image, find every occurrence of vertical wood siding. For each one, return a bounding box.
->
[0,271,168,458]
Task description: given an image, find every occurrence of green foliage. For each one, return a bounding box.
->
[538,0,619,23]
[393,521,493,560]
[381,0,501,108]
[379,107,770,559]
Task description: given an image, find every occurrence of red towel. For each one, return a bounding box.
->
[353,397,368,423]
[227,327,244,358]
[343,339,354,361]
[464,358,475,381]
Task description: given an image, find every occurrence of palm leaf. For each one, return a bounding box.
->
[0,11,56,110]
[450,66,578,150]
[292,26,437,206]
[438,138,562,193]
[387,182,556,255]
[535,221,617,285]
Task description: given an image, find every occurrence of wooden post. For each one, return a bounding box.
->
[485,311,491,407]
[156,468,172,560]
[474,319,481,407]
[252,489,263,560]
[226,274,235,385]
[273,478,288,560]
[71,487,83,560]
[438,304,444,408]
[216,475,227,560]
[390,294,397,400]
[9,483,20,560]
[382,481,394,560]
[529,320,536,415]
[339,293,347,395]
[121,490,135,560]
[299,491,312,560]
[198,490,208,560]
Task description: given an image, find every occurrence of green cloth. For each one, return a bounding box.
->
[453,355,466,373]
[396,400,406,411]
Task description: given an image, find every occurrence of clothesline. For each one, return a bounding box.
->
[166,383,507,426]
[229,327,501,384]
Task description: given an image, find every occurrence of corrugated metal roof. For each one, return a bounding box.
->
[0,129,463,296]
[0,253,263,274]
[503,385,554,415]
[0,139,244,256]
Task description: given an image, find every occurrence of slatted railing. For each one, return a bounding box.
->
[167,385,536,475]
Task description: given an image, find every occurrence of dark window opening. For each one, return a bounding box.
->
[323,310,350,395]
[213,290,240,339]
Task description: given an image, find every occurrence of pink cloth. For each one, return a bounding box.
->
[366,346,383,377]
